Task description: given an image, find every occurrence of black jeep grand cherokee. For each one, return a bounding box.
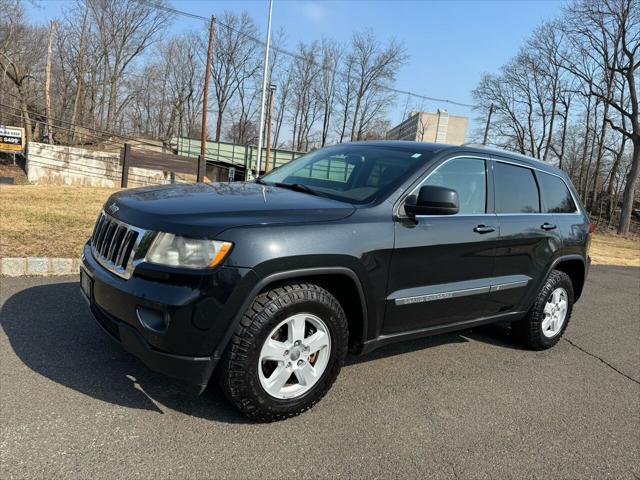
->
[81,141,591,421]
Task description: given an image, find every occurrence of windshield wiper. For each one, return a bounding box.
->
[274,182,323,197]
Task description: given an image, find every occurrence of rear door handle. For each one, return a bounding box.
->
[541,223,557,231]
[473,225,495,234]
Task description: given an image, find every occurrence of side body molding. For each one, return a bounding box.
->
[389,275,531,306]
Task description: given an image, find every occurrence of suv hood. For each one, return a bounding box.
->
[105,182,355,237]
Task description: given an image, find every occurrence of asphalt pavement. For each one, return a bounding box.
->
[1,265,638,479]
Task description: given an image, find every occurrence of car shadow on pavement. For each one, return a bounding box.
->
[1,281,525,423]
[0,281,252,424]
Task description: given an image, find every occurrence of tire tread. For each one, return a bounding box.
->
[218,282,348,422]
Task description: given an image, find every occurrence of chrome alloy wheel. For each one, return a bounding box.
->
[258,313,331,399]
[542,287,568,338]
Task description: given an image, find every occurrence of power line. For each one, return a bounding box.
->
[1,104,235,172]
[136,0,477,110]
[2,93,177,152]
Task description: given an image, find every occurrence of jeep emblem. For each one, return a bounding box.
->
[108,202,119,214]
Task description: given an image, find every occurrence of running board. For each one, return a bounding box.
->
[359,311,525,355]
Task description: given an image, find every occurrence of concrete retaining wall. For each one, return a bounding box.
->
[26,142,194,187]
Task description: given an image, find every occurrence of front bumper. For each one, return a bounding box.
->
[81,243,255,390]
[88,300,214,389]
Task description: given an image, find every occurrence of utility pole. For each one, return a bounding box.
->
[45,20,57,144]
[199,15,215,182]
[264,84,276,172]
[482,103,494,145]
[255,0,274,178]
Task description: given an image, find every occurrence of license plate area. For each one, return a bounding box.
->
[80,268,93,301]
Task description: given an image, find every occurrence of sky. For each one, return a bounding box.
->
[24,0,567,137]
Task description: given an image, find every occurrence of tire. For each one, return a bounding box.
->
[512,270,574,350]
[218,282,348,422]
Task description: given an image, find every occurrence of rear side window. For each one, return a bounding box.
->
[538,172,577,213]
[494,162,540,213]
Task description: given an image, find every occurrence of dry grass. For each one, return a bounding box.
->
[590,233,640,267]
[0,185,118,258]
[1,185,639,266]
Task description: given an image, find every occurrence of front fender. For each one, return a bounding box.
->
[210,265,372,362]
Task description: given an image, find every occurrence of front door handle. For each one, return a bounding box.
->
[541,222,557,231]
[473,225,495,234]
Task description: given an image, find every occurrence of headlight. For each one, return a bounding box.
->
[145,233,232,269]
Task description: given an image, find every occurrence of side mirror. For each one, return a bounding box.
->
[405,185,459,217]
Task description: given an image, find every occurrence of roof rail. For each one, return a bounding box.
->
[459,143,543,163]
[461,142,487,148]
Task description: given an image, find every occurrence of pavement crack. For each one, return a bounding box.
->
[563,337,640,386]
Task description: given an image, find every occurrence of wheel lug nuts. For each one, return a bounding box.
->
[284,350,289,356]
[286,362,291,368]
[297,360,304,366]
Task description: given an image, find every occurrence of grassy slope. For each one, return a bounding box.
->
[0,185,638,265]
[0,185,117,258]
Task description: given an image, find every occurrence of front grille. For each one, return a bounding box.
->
[91,211,144,279]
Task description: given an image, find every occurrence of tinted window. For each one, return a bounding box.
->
[261,145,429,204]
[423,158,486,214]
[538,172,577,213]
[494,162,540,213]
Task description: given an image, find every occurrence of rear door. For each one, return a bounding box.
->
[489,160,562,315]
[384,156,498,334]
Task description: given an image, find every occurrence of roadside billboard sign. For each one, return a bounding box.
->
[0,126,25,153]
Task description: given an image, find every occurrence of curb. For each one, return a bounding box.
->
[1,257,81,277]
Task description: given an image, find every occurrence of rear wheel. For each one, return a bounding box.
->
[218,282,348,422]
[513,270,574,350]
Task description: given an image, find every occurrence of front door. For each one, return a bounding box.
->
[384,156,498,334]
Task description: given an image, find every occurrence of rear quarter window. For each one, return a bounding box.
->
[494,162,540,213]
[538,172,577,213]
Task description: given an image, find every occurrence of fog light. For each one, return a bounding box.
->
[136,306,169,333]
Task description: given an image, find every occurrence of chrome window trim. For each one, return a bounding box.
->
[395,152,583,218]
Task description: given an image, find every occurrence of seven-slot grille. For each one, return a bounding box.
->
[91,211,139,277]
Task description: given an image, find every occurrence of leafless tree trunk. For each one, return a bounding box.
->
[560,0,639,234]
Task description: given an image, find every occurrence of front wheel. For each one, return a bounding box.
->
[512,270,574,350]
[218,282,348,422]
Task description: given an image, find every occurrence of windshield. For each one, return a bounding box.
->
[259,144,431,204]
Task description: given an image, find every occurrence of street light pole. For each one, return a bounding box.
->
[254,0,273,179]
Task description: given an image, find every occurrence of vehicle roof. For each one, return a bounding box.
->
[348,140,565,177]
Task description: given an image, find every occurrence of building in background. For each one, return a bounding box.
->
[386,110,468,145]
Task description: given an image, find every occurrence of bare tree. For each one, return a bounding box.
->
[86,0,171,130]
[560,0,639,234]
[317,39,341,147]
[349,31,407,141]
[208,11,259,142]
[0,1,46,142]
[289,41,320,150]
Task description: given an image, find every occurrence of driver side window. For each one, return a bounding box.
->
[422,158,486,214]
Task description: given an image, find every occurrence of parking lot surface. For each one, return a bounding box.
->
[1,265,639,479]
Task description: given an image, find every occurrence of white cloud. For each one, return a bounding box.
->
[294,2,328,23]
